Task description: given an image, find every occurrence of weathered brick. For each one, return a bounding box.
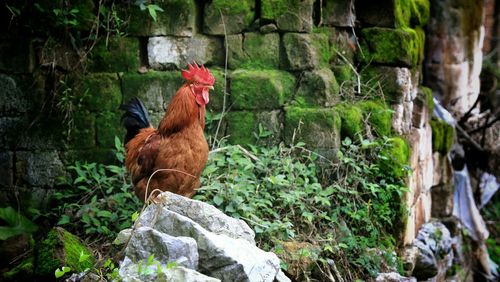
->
[16,151,65,188]
[88,37,140,72]
[226,110,283,145]
[0,38,34,73]
[227,32,280,69]
[295,68,339,107]
[203,0,255,35]
[78,73,121,112]
[261,0,313,32]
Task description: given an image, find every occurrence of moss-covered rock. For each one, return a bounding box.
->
[69,110,96,149]
[358,100,393,136]
[227,32,280,69]
[295,69,339,107]
[203,0,255,35]
[356,0,429,28]
[335,103,364,139]
[282,32,331,70]
[121,71,182,113]
[322,0,356,27]
[96,112,123,148]
[78,73,121,112]
[430,119,454,154]
[413,87,434,128]
[360,66,412,103]
[261,0,313,32]
[126,0,196,37]
[226,110,282,145]
[35,227,95,277]
[206,67,227,111]
[379,136,411,178]
[231,69,296,110]
[359,27,425,67]
[88,37,140,72]
[410,0,430,27]
[284,107,341,149]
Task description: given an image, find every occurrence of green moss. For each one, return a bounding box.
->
[78,73,121,112]
[231,69,296,110]
[410,0,430,26]
[335,103,364,139]
[295,68,339,107]
[226,111,256,144]
[69,110,96,149]
[359,27,425,67]
[379,137,411,178]
[394,0,412,28]
[261,0,289,20]
[96,112,123,148]
[332,64,355,85]
[88,37,139,72]
[228,33,280,69]
[284,107,341,148]
[206,67,227,111]
[419,86,434,115]
[36,227,94,277]
[312,29,333,68]
[213,0,253,14]
[430,119,455,154]
[358,100,393,136]
[3,256,33,280]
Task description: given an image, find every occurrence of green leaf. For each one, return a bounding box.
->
[213,195,223,206]
[0,207,38,240]
[54,266,71,278]
[79,251,91,263]
[57,215,71,226]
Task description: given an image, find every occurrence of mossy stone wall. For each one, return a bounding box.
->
[0,0,430,214]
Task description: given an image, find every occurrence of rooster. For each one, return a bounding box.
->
[120,62,215,202]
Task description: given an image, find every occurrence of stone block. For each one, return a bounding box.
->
[126,0,196,37]
[227,32,280,69]
[359,27,425,67]
[261,0,313,32]
[205,67,227,111]
[431,183,454,217]
[0,151,13,187]
[0,117,28,149]
[0,74,28,115]
[360,66,412,103]
[430,119,454,154]
[328,28,357,65]
[231,69,296,110]
[282,32,331,70]
[335,103,364,139]
[16,150,65,188]
[88,37,140,72]
[412,87,433,128]
[121,71,183,113]
[295,68,339,107]
[322,0,356,27]
[148,36,223,70]
[78,73,122,112]
[69,111,96,149]
[0,38,34,73]
[16,117,65,150]
[357,100,393,137]
[356,0,430,28]
[96,112,124,148]
[284,107,341,149]
[203,0,255,35]
[226,110,283,145]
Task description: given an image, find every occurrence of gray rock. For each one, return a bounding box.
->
[227,32,280,69]
[282,33,330,70]
[260,24,278,33]
[15,151,65,188]
[295,69,339,107]
[155,192,255,244]
[0,74,28,114]
[261,0,313,32]
[118,260,220,282]
[135,203,281,281]
[148,36,223,70]
[411,222,453,280]
[0,151,13,187]
[203,1,255,35]
[322,0,356,27]
[376,272,416,282]
[125,227,199,269]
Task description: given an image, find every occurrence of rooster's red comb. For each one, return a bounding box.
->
[182,62,215,86]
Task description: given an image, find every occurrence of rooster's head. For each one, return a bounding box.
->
[182,62,215,106]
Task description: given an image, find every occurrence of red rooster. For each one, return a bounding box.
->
[120,63,215,202]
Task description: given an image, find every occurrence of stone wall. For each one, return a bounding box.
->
[1,0,434,244]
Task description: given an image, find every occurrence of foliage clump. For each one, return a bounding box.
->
[195,136,409,280]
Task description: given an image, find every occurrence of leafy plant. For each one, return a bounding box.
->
[52,137,141,239]
[0,206,38,240]
[196,136,409,280]
[54,266,71,279]
[135,0,164,22]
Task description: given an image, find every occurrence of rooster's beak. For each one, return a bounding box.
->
[208,86,214,90]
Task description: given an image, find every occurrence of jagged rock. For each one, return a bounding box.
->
[154,192,256,244]
[148,36,223,70]
[376,272,416,282]
[118,261,220,282]
[411,222,453,280]
[118,192,283,282]
[124,227,199,269]
[295,69,339,107]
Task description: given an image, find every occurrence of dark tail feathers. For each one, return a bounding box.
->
[120,97,151,144]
